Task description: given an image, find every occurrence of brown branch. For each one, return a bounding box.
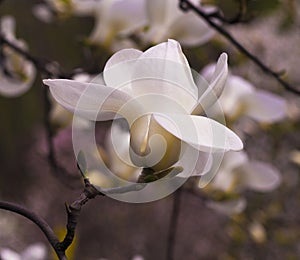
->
[0,201,66,260]
[179,0,300,95]
[0,179,103,258]
[59,178,103,251]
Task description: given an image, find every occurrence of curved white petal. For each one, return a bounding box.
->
[43,79,141,121]
[153,113,243,152]
[146,0,183,27]
[190,151,212,176]
[192,53,228,114]
[0,77,31,97]
[244,90,287,123]
[168,11,215,47]
[103,48,142,89]
[239,161,282,192]
[89,0,147,45]
[0,61,36,97]
[131,39,198,101]
[0,15,16,41]
[110,0,147,35]
[72,0,99,15]
[218,75,254,116]
[108,121,139,180]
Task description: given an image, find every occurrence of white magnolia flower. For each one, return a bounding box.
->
[210,151,281,193]
[202,64,287,123]
[0,16,36,97]
[86,0,147,49]
[0,243,47,260]
[35,0,147,51]
[143,0,216,47]
[44,39,243,174]
[33,0,99,21]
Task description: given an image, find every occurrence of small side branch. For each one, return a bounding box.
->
[179,0,300,95]
[0,201,66,260]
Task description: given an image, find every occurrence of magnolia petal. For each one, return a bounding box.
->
[190,151,212,176]
[103,48,142,89]
[89,0,147,44]
[0,59,36,97]
[153,113,243,152]
[218,75,254,116]
[108,121,140,179]
[244,90,287,123]
[32,4,55,23]
[210,168,235,192]
[43,79,139,121]
[192,53,228,114]
[207,198,246,216]
[131,39,198,100]
[0,15,16,41]
[108,0,147,35]
[72,0,99,15]
[0,78,31,97]
[145,0,185,28]
[239,161,282,192]
[169,11,215,47]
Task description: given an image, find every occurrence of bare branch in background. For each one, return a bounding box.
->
[0,177,102,259]
[179,0,300,95]
[0,201,67,260]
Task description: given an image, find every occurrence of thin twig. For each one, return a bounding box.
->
[0,201,66,260]
[179,0,300,95]
[166,188,182,260]
[59,178,102,251]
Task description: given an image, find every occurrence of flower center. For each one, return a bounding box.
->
[129,114,182,172]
